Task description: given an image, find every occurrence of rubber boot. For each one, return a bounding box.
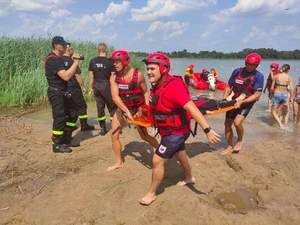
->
[99,121,107,136]
[80,118,95,131]
[52,135,72,153]
[64,128,80,147]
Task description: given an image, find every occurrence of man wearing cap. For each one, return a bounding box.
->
[88,43,116,135]
[45,36,81,153]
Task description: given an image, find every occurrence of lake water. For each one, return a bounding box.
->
[25,58,300,145]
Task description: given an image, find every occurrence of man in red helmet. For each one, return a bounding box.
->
[108,50,159,172]
[221,52,264,155]
[139,52,221,205]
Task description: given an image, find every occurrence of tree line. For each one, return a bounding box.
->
[133,48,300,60]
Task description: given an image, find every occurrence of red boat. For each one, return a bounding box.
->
[191,72,227,90]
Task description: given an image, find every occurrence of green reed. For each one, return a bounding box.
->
[0,37,144,107]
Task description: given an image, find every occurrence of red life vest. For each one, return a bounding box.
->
[116,68,145,109]
[232,68,257,98]
[150,75,189,135]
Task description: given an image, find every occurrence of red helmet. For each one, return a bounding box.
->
[245,52,261,65]
[111,50,130,68]
[270,63,279,70]
[188,64,194,68]
[201,68,208,74]
[143,52,170,75]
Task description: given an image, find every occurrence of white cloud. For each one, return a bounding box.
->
[106,1,130,17]
[50,9,71,18]
[138,20,188,41]
[131,0,216,21]
[0,0,73,16]
[212,0,299,22]
[12,1,131,42]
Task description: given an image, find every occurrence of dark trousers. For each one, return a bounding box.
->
[48,88,78,140]
[69,87,87,118]
[93,80,116,122]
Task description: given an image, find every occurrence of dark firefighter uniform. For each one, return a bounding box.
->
[63,56,94,131]
[45,52,78,153]
[88,56,116,134]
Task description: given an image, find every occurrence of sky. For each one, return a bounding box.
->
[0,0,299,52]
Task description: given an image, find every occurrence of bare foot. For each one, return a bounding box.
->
[139,193,157,206]
[106,162,124,172]
[233,141,242,153]
[221,146,233,155]
[176,177,196,186]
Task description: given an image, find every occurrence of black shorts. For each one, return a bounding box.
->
[225,102,254,119]
[155,132,190,159]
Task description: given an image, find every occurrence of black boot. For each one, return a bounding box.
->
[99,121,107,136]
[64,128,80,147]
[80,118,95,131]
[52,135,72,153]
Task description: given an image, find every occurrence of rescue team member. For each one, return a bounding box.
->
[63,43,94,132]
[139,53,221,206]
[45,36,81,153]
[263,63,280,112]
[89,43,116,135]
[221,53,264,155]
[184,64,194,85]
[109,50,159,172]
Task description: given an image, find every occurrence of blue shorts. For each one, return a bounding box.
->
[272,93,289,105]
[155,132,190,159]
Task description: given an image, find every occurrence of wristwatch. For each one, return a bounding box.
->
[203,126,211,134]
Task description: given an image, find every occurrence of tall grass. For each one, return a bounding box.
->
[0,37,144,107]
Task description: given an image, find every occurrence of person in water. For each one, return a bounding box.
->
[271,64,293,129]
[221,52,264,155]
[184,64,194,85]
[108,50,159,172]
[139,53,221,206]
[210,68,220,80]
[293,77,300,126]
[263,63,280,112]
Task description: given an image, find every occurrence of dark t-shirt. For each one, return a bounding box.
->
[62,56,81,89]
[88,56,115,82]
[45,52,67,90]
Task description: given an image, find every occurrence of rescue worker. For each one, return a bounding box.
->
[109,50,159,172]
[221,52,264,155]
[63,43,94,132]
[45,36,81,153]
[89,43,116,135]
[184,64,194,85]
[201,68,209,81]
[139,53,221,205]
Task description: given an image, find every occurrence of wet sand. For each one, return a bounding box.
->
[1,92,300,225]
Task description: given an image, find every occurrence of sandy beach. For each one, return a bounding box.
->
[0,98,300,225]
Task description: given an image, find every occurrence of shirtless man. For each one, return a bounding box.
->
[109,50,159,171]
[271,64,293,129]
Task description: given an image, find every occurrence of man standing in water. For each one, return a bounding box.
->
[45,36,81,153]
[89,43,116,135]
[221,53,264,155]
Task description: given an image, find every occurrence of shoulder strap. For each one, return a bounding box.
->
[45,53,58,65]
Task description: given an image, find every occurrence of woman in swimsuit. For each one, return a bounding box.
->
[271,64,293,129]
